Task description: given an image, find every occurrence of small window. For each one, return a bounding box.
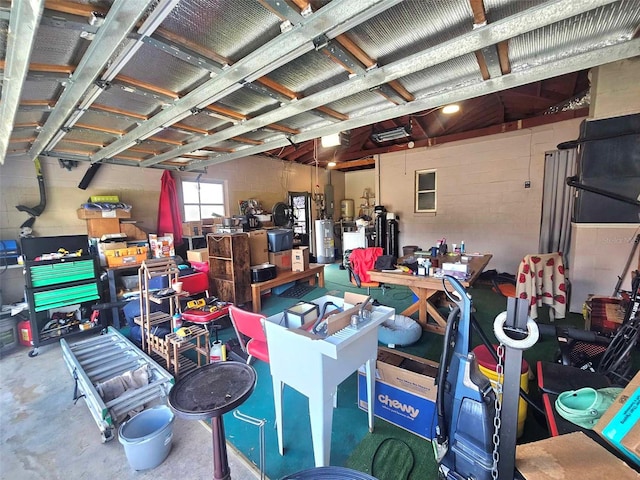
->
[182,180,226,221]
[415,170,436,212]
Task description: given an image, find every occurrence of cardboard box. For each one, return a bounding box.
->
[358,347,439,440]
[149,234,175,258]
[97,241,127,266]
[585,295,625,336]
[119,222,148,241]
[187,248,208,263]
[77,208,131,219]
[269,249,292,272]
[292,246,310,272]
[84,218,121,238]
[247,229,269,266]
[284,301,318,329]
[182,221,203,237]
[594,371,640,466]
[516,431,639,479]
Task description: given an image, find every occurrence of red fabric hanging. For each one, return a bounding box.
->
[157,170,183,245]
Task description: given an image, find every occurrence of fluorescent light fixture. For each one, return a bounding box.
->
[321,133,341,148]
[77,84,104,111]
[138,127,163,141]
[63,109,84,129]
[138,0,180,36]
[45,130,67,151]
[102,40,143,82]
[371,125,411,143]
[442,104,460,114]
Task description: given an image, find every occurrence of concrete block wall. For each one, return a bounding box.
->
[590,58,640,120]
[377,118,583,274]
[0,155,327,303]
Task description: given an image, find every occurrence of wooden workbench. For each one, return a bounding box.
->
[250,263,325,312]
[368,254,492,335]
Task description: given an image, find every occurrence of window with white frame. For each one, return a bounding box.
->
[182,180,226,221]
[415,169,437,212]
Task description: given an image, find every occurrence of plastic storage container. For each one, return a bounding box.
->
[267,229,293,252]
[118,405,175,470]
[472,344,529,438]
[0,311,18,354]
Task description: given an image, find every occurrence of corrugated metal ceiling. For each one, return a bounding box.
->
[1,0,639,172]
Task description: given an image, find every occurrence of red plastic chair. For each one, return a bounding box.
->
[229,305,269,364]
[179,272,230,334]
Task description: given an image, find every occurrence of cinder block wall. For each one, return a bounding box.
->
[377,118,583,274]
[0,155,329,303]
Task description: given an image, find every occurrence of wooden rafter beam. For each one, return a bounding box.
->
[91,103,148,121]
[115,75,179,100]
[155,28,230,66]
[0,61,74,74]
[62,138,104,148]
[75,123,124,136]
[331,157,375,170]
[231,136,264,146]
[44,0,107,17]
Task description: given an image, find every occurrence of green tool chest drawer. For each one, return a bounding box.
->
[28,259,96,287]
[32,282,100,312]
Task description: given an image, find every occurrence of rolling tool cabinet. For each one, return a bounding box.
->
[21,235,104,357]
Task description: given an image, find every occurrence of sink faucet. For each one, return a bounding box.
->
[358,296,372,321]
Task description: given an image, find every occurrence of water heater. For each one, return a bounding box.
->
[314,219,335,264]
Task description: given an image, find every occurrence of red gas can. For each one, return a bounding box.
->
[18,319,33,347]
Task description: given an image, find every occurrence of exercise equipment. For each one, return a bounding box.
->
[433,275,538,480]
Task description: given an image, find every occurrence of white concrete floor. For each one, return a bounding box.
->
[0,338,262,480]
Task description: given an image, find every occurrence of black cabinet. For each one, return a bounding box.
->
[22,235,104,356]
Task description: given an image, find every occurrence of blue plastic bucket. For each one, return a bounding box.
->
[118,405,175,470]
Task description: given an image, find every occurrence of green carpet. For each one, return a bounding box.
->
[220,263,591,479]
[123,262,623,479]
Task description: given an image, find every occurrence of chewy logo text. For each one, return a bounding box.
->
[378,393,420,418]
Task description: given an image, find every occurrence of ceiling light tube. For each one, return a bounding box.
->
[63,109,85,129]
[102,40,143,82]
[77,84,104,111]
[45,130,67,151]
[137,0,180,37]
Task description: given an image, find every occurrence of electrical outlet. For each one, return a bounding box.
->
[524,181,531,189]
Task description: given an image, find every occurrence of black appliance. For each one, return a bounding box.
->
[570,113,640,223]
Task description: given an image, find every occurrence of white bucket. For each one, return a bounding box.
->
[118,405,175,470]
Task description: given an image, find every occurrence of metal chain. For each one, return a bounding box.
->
[491,343,505,480]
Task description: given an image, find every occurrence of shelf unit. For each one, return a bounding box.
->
[207,233,251,305]
[21,235,104,357]
[135,258,209,378]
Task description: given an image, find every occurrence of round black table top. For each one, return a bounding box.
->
[168,361,257,421]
